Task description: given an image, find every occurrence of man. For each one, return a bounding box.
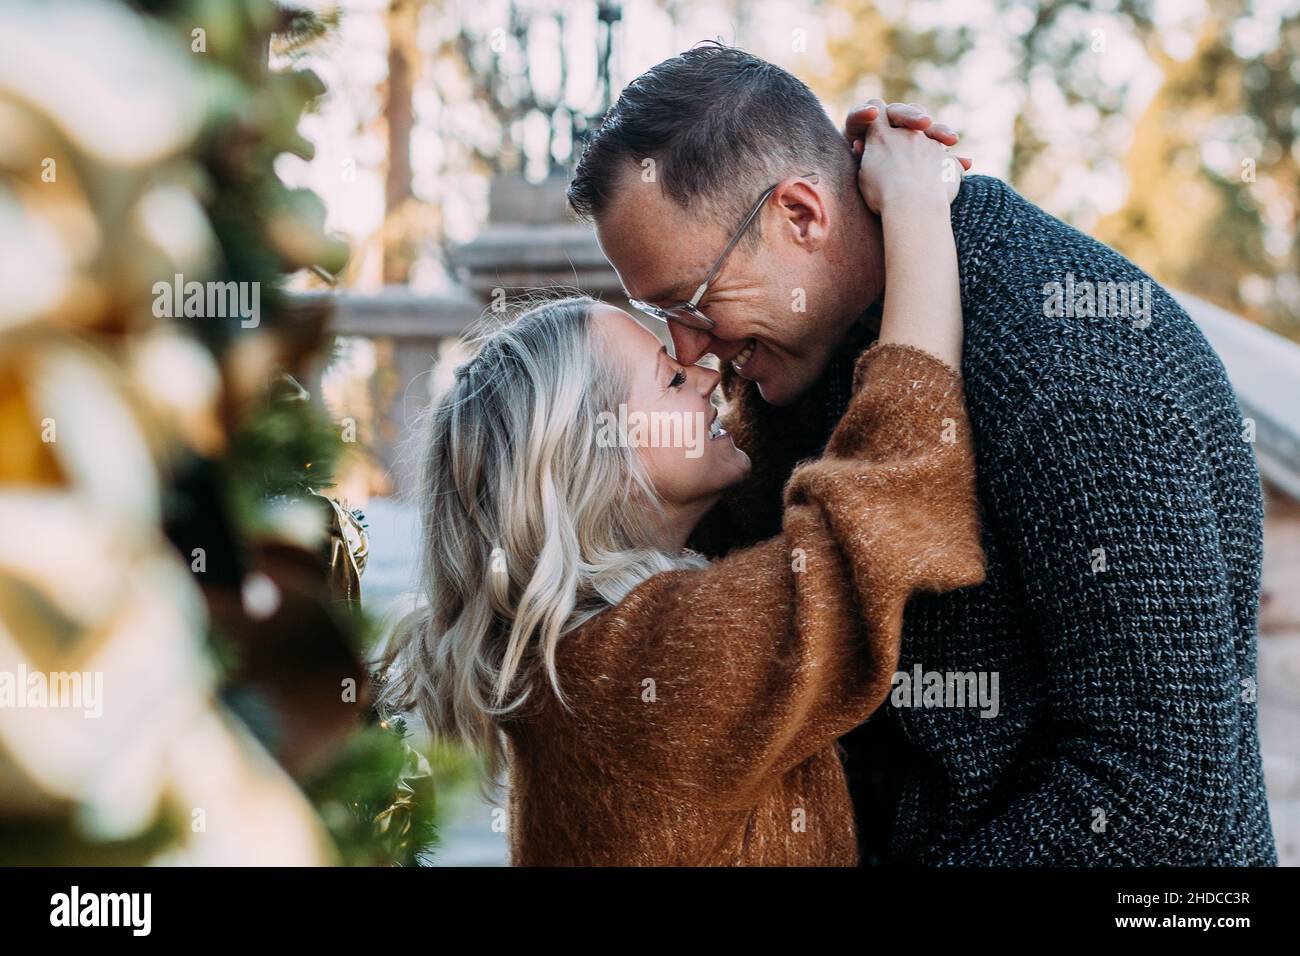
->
[566,42,1276,866]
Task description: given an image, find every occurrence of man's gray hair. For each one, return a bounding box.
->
[567,42,856,232]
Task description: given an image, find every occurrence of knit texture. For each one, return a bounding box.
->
[503,344,984,866]
[695,174,1278,867]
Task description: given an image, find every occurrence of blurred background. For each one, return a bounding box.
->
[1,0,1297,866]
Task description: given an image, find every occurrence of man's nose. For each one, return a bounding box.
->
[668,322,715,366]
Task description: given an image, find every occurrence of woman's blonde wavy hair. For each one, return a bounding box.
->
[377,295,705,780]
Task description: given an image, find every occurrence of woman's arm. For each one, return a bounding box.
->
[857,97,964,369]
[562,344,984,809]
[560,107,977,809]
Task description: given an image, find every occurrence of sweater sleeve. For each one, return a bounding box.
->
[567,343,985,810]
[928,376,1249,865]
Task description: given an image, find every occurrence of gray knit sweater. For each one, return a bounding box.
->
[700,174,1278,866]
[849,174,1277,866]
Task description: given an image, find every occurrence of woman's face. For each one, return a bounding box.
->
[593,305,751,513]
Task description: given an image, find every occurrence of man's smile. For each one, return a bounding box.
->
[731,339,757,373]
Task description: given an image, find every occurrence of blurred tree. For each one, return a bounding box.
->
[0,0,434,866]
[434,0,620,178]
[383,0,424,283]
[813,0,1297,340]
[995,0,1156,187]
[815,0,974,115]
[1096,8,1300,341]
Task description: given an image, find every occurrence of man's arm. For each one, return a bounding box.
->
[930,373,1252,865]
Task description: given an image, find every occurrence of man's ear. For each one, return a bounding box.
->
[771,177,829,251]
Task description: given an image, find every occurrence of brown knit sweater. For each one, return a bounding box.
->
[503,343,985,866]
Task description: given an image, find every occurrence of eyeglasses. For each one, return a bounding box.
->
[628,172,819,332]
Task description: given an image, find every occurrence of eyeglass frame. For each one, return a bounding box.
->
[627,172,819,333]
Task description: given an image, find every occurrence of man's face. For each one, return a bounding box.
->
[595,169,873,407]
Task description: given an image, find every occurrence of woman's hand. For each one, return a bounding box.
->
[844,100,971,168]
[853,98,964,216]
[856,99,964,368]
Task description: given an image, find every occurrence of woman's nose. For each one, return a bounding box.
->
[693,364,721,396]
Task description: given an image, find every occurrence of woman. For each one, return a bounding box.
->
[380,105,983,865]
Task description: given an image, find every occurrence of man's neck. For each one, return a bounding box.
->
[835,200,886,329]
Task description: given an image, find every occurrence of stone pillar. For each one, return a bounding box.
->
[449,173,627,304]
